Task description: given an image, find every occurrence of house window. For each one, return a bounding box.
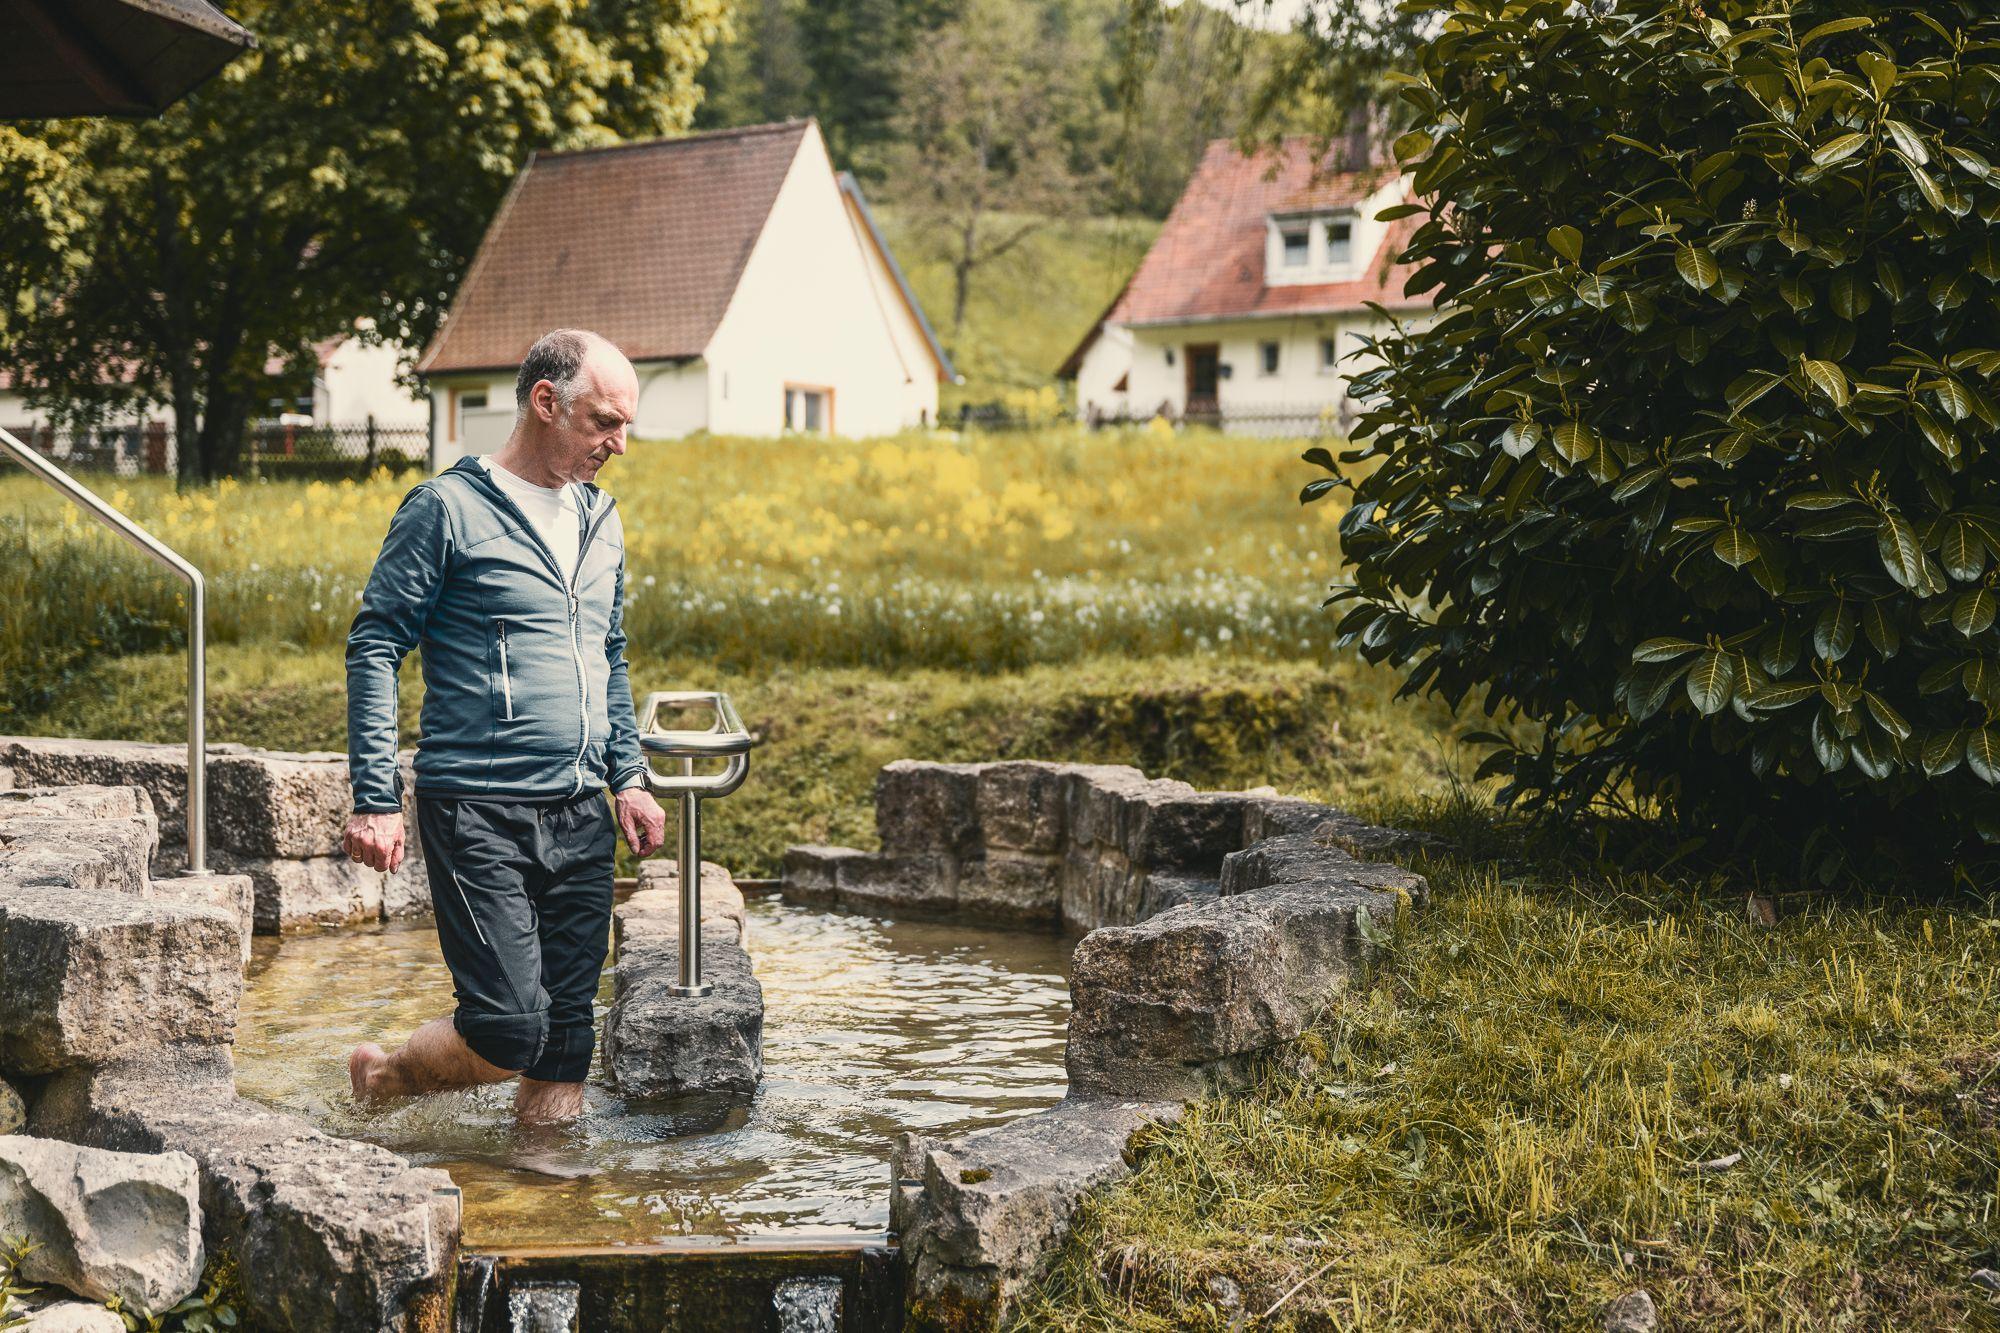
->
[462,391,488,412]
[1325,219,1354,267]
[784,384,832,433]
[1280,224,1311,268]
[1320,337,1340,373]
[1260,341,1281,376]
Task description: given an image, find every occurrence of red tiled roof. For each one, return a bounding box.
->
[419,121,813,375]
[1107,137,1425,327]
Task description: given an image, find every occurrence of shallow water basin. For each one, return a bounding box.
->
[236,895,1071,1248]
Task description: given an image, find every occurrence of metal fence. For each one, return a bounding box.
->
[244,420,428,479]
[1,418,428,479]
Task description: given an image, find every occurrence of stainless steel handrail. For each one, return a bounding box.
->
[638,691,754,997]
[1,427,206,872]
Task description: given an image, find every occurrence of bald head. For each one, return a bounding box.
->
[501,328,638,487]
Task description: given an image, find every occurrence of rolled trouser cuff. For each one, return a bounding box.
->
[454,1006,548,1074]
[521,1024,594,1083]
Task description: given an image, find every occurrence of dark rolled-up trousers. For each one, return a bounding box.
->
[414,789,615,1083]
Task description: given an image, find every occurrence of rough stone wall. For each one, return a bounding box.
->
[784,758,1434,934]
[788,759,1439,1332]
[0,737,431,933]
[1,782,460,1331]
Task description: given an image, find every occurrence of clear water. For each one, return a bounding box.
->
[235,897,1071,1247]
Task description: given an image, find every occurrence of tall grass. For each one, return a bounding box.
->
[0,426,1349,727]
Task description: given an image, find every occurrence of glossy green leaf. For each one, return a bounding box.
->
[1686,650,1738,715]
[1547,225,1583,264]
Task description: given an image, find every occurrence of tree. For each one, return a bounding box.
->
[1307,1,2000,878]
[0,0,727,482]
[889,0,1098,337]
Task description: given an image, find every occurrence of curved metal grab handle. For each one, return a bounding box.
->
[644,750,750,800]
[634,688,755,998]
[637,690,752,756]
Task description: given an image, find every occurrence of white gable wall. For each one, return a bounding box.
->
[1073,324,1134,421]
[705,124,931,437]
[842,192,944,428]
[1121,309,1422,430]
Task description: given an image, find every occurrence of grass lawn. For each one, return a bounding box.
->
[5,429,1997,1328]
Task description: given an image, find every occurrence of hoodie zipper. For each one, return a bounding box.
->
[496,620,514,720]
[460,461,617,798]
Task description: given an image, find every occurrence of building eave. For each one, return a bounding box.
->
[836,171,959,384]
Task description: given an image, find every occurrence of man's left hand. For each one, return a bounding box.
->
[614,786,668,857]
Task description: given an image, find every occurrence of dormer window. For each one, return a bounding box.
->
[1266,208,1362,287]
[1280,223,1311,268]
[1325,219,1353,267]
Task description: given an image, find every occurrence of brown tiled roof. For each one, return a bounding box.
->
[1107,137,1425,327]
[419,121,812,375]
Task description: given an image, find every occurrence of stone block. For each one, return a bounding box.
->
[0,737,354,863]
[0,815,156,901]
[0,887,240,1076]
[893,1098,1180,1331]
[1058,847,1143,934]
[0,784,155,829]
[974,763,1071,854]
[1117,786,1247,871]
[605,920,763,1097]
[955,854,1061,926]
[876,761,985,857]
[1219,831,1429,904]
[1057,765,1151,849]
[147,872,254,963]
[1240,796,1441,860]
[1066,872,1417,1102]
[0,1077,23,1134]
[0,1134,203,1313]
[1133,871,1219,922]
[837,852,959,915]
[31,1055,459,1333]
[18,1297,128,1331]
[779,844,871,905]
[621,860,747,947]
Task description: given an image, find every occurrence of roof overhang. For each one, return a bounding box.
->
[1121,302,1431,330]
[419,355,700,384]
[836,171,959,384]
[0,0,256,120]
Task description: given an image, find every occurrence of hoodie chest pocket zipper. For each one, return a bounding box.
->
[496,621,515,720]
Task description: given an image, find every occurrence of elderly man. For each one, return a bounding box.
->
[342,328,668,1124]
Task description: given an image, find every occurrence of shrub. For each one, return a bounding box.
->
[1312,1,2000,876]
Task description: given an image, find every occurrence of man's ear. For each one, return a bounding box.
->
[531,379,560,423]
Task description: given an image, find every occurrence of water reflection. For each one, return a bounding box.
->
[235,897,1071,1246]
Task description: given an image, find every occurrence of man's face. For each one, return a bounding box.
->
[532,349,638,485]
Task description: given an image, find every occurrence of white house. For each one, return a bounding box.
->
[418,118,955,468]
[2,323,423,473]
[1058,137,1431,432]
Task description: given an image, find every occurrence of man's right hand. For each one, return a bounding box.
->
[344,811,407,873]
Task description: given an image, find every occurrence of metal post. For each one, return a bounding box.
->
[1,426,206,872]
[672,780,707,997]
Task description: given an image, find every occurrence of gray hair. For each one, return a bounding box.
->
[515,329,602,417]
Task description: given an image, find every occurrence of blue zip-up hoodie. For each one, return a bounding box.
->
[345,456,648,812]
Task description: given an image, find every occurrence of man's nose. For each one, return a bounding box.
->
[607,430,627,455]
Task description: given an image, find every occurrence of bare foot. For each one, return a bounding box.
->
[349,1042,393,1103]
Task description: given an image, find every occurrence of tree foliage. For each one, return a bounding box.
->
[1308,1,2000,877]
[0,0,726,481]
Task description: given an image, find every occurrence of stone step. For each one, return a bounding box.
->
[32,1055,459,1333]
[0,886,241,1076]
[891,1097,1180,1329]
[604,861,764,1098]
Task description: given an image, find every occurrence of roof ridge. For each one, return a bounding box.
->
[535,118,813,165]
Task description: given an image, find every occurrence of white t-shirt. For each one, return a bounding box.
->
[480,456,593,582]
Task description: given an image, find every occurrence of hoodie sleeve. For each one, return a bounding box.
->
[345,486,453,813]
[603,553,649,794]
